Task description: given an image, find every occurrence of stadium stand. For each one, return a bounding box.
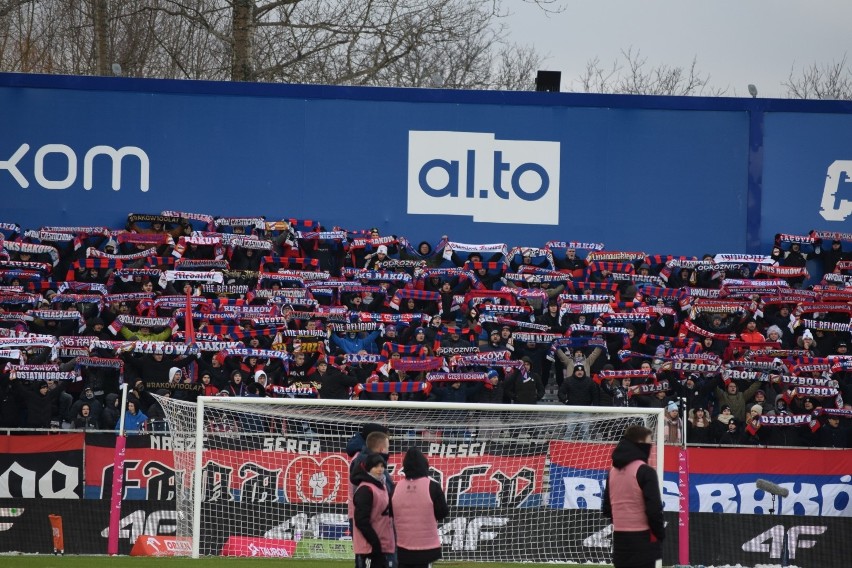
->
[0,214,850,448]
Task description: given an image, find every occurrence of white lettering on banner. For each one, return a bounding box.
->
[100,510,177,543]
[151,434,323,454]
[151,435,196,451]
[694,478,852,517]
[782,482,821,515]
[38,461,79,498]
[820,160,852,221]
[582,524,613,549]
[742,525,827,560]
[554,475,852,516]
[264,512,349,541]
[427,442,486,457]
[821,475,852,516]
[248,542,292,557]
[695,482,740,513]
[407,131,560,225]
[0,460,79,499]
[439,516,509,551]
[261,437,321,455]
[0,143,149,192]
[165,538,193,553]
[661,480,679,512]
[560,476,603,509]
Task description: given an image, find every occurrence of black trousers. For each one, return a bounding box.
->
[612,529,661,568]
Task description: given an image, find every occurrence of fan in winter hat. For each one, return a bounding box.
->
[364,453,387,471]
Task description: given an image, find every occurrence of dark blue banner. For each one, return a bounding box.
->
[0,74,748,256]
[2,73,851,257]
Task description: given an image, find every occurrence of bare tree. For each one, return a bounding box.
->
[0,1,91,74]
[783,55,852,100]
[493,43,540,91]
[93,0,109,75]
[368,3,541,90]
[0,0,552,90]
[0,0,36,19]
[575,47,726,97]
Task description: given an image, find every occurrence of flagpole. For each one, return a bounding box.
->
[677,396,690,566]
[107,382,129,555]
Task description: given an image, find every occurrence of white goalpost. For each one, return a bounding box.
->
[155,396,663,563]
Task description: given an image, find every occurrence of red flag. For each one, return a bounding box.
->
[746,419,761,437]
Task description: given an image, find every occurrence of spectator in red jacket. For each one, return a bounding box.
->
[739,319,765,344]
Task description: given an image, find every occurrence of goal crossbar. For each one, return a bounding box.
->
[155,396,665,561]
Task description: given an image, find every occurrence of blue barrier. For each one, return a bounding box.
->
[1,72,851,255]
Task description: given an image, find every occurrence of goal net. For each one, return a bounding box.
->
[155,396,663,562]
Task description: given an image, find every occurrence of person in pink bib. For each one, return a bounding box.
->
[392,447,449,568]
[352,453,396,568]
[602,425,665,568]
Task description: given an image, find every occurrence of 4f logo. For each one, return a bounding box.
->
[742,525,826,560]
[0,507,24,532]
[407,131,560,225]
[820,160,852,221]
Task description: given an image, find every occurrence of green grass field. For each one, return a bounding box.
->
[0,558,610,568]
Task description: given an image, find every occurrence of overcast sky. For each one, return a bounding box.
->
[504,0,851,98]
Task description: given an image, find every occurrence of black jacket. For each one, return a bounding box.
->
[14,380,66,428]
[818,423,850,448]
[197,358,230,390]
[351,460,392,554]
[506,369,544,404]
[0,382,20,427]
[101,393,121,429]
[69,393,104,424]
[558,374,599,406]
[122,353,196,384]
[72,413,100,429]
[600,380,633,407]
[316,366,359,400]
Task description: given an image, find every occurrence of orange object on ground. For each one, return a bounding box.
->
[48,514,64,555]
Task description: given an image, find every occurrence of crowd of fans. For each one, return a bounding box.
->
[0,213,850,448]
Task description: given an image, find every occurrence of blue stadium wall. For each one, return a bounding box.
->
[1,72,851,256]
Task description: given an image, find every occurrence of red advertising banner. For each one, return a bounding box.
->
[0,434,84,499]
[130,534,193,557]
[0,433,83,454]
[84,434,548,507]
[221,536,297,558]
[84,434,177,500]
[81,433,852,516]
